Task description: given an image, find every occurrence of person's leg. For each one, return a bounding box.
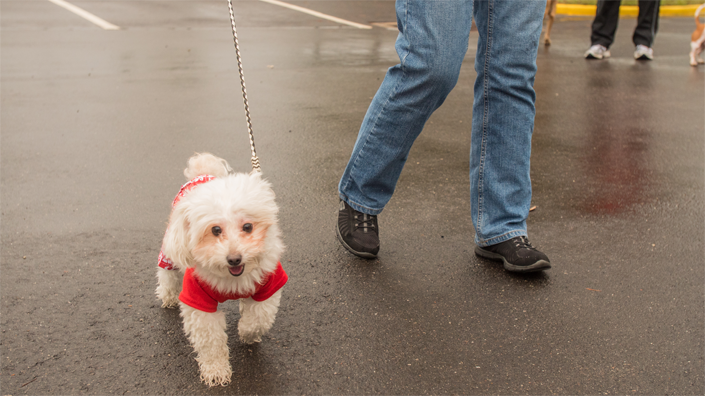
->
[470,0,542,247]
[590,0,622,48]
[634,0,660,47]
[338,0,473,216]
[471,0,551,272]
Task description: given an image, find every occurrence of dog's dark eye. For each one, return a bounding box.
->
[242,223,253,233]
[211,226,222,236]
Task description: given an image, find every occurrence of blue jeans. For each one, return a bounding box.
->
[338,0,545,247]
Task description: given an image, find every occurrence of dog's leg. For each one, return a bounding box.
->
[543,0,557,46]
[238,289,282,344]
[691,41,699,66]
[180,304,232,387]
[691,41,705,66]
[156,267,181,308]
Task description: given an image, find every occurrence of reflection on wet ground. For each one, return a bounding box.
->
[532,35,703,220]
[579,61,653,215]
[303,29,398,67]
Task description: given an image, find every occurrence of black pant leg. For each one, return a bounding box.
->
[591,0,622,48]
[634,0,660,47]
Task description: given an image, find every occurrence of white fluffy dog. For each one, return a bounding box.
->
[155,153,286,387]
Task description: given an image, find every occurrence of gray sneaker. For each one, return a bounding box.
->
[634,45,654,60]
[585,44,611,60]
[475,236,551,273]
[336,200,379,259]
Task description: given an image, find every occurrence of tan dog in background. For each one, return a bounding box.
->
[543,0,559,46]
[690,4,705,66]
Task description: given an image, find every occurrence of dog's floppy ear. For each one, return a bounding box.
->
[162,204,194,269]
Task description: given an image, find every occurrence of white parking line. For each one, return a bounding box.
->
[47,0,120,30]
[258,0,372,29]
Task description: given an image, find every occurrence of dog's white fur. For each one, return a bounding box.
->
[690,4,705,66]
[155,153,284,387]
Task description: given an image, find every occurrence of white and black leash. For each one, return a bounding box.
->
[227,0,261,173]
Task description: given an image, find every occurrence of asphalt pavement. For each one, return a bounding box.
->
[1,1,703,394]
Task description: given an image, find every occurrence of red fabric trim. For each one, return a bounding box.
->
[251,262,288,302]
[179,268,220,312]
[157,250,174,270]
[172,175,216,207]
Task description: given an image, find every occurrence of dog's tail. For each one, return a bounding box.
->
[184,152,234,179]
[696,4,705,29]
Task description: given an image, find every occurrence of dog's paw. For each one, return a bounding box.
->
[239,324,265,344]
[199,362,232,387]
[160,298,179,309]
[239,331,263,345]
[237,315,268,344]
[156,286,179,309]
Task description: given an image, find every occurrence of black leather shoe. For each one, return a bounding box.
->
[475,236,551,273]
[335,200,379,259]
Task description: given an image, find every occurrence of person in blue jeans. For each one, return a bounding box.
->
[335,0,551,273]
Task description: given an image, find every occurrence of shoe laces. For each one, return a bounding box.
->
[513,236,537,251]
[353,213,377,233]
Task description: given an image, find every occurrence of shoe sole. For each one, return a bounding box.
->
[474,246,551,273]
[585,52,610,60]
[335,223,377,259]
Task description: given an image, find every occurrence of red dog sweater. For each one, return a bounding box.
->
[179,263,288,312]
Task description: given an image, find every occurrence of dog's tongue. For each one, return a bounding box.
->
[229,265,245,277]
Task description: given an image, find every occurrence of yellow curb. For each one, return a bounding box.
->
[659,4,701,17]
[556,4,700,17]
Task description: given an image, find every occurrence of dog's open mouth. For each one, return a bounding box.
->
[228,264,245,277]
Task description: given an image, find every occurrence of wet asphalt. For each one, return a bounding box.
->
[1,1,704,394]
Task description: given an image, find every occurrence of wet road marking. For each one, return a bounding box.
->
[47,0,120,30]
[258,0,372,29]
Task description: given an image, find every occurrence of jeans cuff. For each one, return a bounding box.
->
[476,230,527,247]
[339,194,383,216]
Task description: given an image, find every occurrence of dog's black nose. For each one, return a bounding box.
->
[227,255,242,267]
